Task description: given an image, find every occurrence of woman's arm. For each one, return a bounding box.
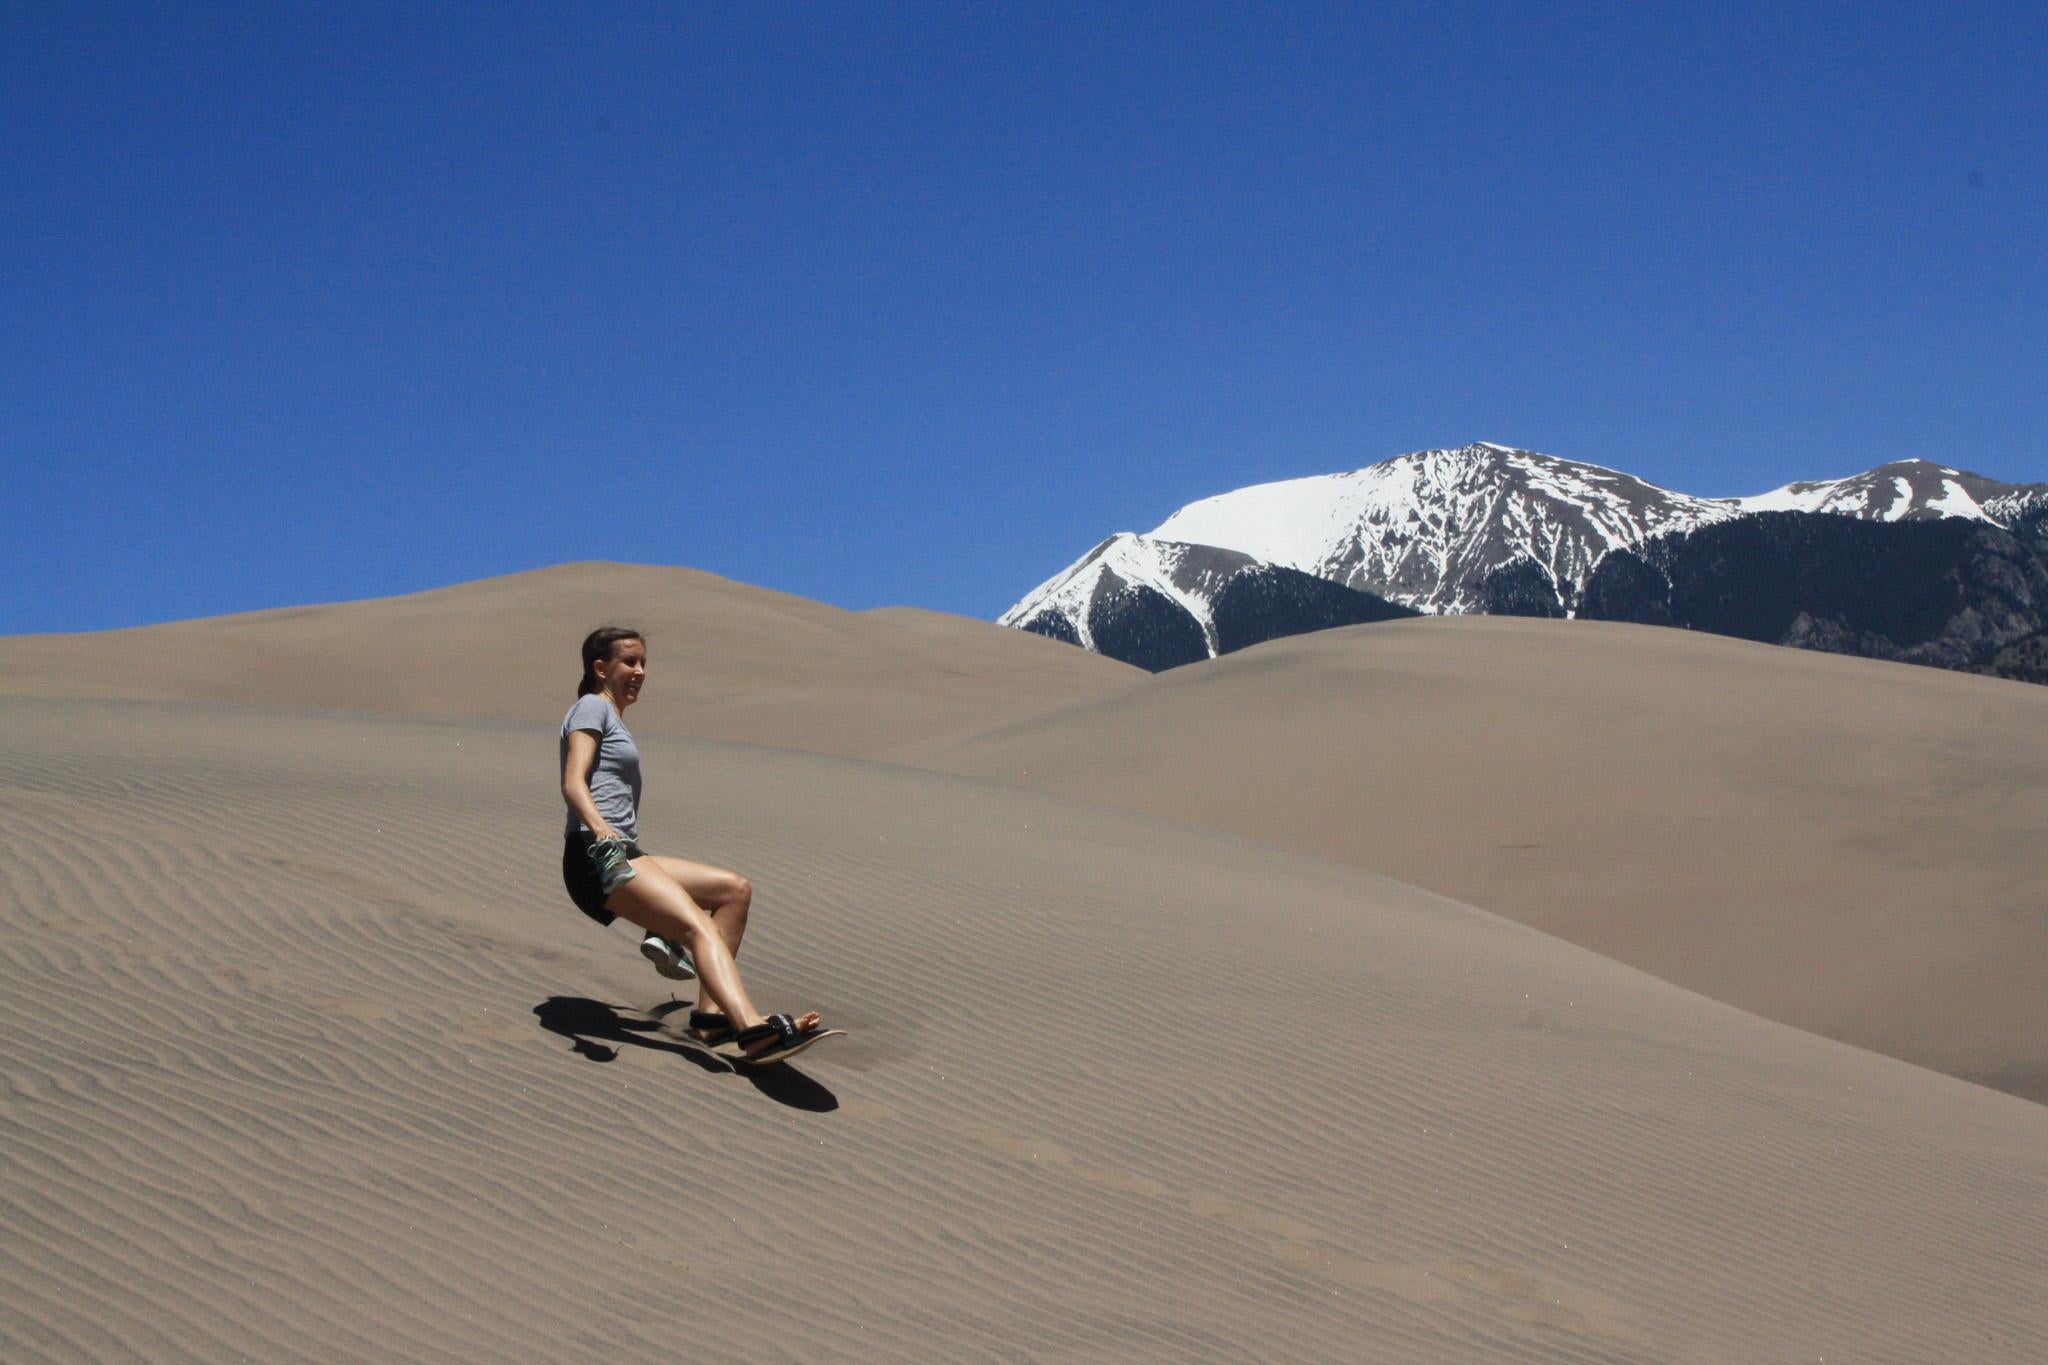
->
[561,729,621,842]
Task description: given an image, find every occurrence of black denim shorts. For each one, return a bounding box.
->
[562,832,643,926]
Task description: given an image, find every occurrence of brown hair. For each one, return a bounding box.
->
[577,626,644,697]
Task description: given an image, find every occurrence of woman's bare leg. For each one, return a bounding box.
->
[652,856,749,960]
[604,859,763,1031]
[603,858,818,1046]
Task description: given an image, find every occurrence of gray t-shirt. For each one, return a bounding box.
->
[561,693,642,841]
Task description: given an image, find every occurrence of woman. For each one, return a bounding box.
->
[560,624,830,1063]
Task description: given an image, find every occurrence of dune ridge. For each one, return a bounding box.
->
[898,614,2048,1102]
[0,562,1140,757]
[2,696,2045,1360]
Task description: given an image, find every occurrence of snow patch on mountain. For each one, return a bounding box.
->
[1733,460,2038,525]
[1150,443,1736,614]
[999,534,1259,652]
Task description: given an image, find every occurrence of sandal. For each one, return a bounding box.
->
[688,1010,734,1045]
[732,1012,839,1065]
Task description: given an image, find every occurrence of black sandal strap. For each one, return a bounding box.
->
[735,1014,795,1048]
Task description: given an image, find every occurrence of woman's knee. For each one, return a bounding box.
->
[702,868,751,913]
[699,870,751,916]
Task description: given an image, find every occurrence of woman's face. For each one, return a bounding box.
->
[594,637,647,708]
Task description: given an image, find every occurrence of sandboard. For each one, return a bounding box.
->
[713,1028,847,1066]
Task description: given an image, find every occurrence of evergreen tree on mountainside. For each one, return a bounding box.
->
[1016,608,1083,648]
[2008,500,2048,557]
[1086,582,1209,672]
[1575,548,1674,625]
[1970,626,2048,685]
[1579,512,2048,672]
[1474,557,1570,618]
[1211,567,1418,655]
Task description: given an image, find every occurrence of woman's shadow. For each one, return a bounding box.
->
[533,996,837,1112]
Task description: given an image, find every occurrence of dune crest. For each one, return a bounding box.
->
[0,561,1140,757]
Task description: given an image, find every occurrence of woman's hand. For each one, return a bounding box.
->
[586,833,638,896]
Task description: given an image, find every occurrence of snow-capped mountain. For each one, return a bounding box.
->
[1147,442,1739,615]
[1004,443,2048,670]
[1736,460,2045,524]
[1007,444,2048,671]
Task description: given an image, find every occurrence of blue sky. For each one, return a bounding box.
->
[4,1,2043,633]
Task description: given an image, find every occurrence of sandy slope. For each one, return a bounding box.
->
[897,616,2048,1103]
[2,696,2044,1361]
[0,562,1139,757]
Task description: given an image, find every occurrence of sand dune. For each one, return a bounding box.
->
[15,569,2041,1104]
[898,615,2048,1103]
[0,562,1139,757]
[1,695,2045,1360]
